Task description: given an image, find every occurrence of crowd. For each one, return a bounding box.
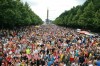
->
[0,24,100,66]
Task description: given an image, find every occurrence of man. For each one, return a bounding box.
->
[95,56,100,66]
[79,53,85,66]
[0,52,3,66]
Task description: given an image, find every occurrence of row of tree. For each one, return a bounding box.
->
[54,0,100,32]
[0,0,43,29]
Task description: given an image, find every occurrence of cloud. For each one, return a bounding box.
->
[21,0,38,6]
[76,0,86,4]
[21,0,86,21]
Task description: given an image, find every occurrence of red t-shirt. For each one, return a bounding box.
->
[6,57,11,62]
[70,57,74,62]
[66,48,70,52]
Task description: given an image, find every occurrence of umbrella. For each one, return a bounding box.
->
[35,26,40,28]
[86,33,94,36]
[79,31,90,35]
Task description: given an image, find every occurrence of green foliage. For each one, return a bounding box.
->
[54,0,100,32]
[0,0,43,29]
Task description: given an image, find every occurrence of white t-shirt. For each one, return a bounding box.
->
[88,64,93,66]
[15,62,21,66]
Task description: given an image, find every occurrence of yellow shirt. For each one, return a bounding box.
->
[26,48,30,54]
[59,54,64,62]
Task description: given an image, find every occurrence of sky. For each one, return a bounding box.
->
[21,0,86,21]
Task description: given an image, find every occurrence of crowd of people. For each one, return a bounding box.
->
[0,24,100,66]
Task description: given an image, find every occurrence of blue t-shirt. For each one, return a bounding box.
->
[47,61,53,66]
[75,50,79,57]
[96,61,100,66]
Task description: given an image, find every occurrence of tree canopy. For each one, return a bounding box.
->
[0,0,43,29]
[54,0,100,32]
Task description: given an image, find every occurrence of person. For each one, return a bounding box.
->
[0,24,99,66]
[0,52,3,66]
[79,53,85,66]
[95,56,100,66]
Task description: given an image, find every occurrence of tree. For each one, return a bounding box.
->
[0,0,43,29]
[54,0,100,32]
[82,1,95,29]
[93,9,100,31]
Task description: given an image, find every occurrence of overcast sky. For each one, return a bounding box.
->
[21,0,86,21]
